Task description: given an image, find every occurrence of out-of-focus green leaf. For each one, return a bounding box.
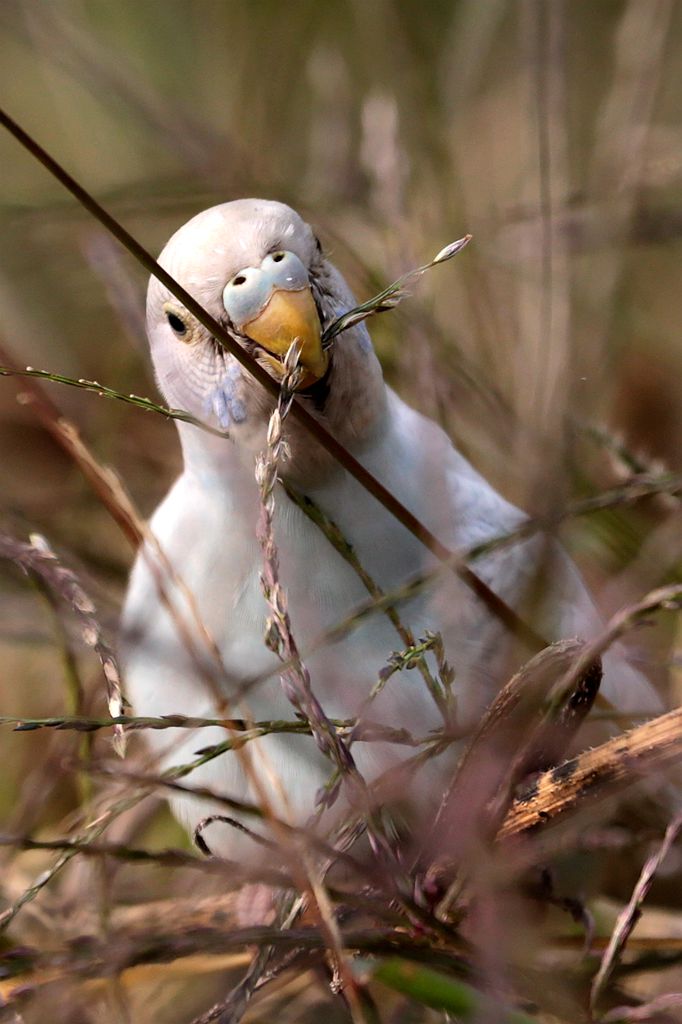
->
[360,957,537,1023]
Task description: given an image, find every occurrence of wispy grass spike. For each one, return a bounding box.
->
[322,234,472,343]
[0,366,229,438]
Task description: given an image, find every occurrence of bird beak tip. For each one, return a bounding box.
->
[242,287,328,386]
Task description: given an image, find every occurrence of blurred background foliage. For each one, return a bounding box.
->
[0,1,681,1021]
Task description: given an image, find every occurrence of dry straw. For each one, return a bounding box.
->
[1,96,682,1024]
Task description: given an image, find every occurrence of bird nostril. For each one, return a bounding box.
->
[233,275,247,286]
[272,252,285,263]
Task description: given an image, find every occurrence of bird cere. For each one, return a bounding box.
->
[121,198,667,865]
[223,247,329,386]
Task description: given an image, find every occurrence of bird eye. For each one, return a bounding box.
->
[166,311,187,335]
[272,252,285,263]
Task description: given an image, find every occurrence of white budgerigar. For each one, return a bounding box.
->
[121,199,663,855]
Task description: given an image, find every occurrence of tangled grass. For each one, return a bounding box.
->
[1,3,682,1022]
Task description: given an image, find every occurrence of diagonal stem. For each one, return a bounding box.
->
[0,104,543,653]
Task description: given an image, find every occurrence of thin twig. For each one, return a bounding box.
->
[0,833,284,879]
[0,924,464,991]
[0,339,242,715]
[0,702,298,932]
[590,809,682,1011]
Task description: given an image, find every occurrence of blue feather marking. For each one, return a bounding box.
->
[357,323,373,354]
[206,364,247,428]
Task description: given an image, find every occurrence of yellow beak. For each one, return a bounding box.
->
[242,287,328,386]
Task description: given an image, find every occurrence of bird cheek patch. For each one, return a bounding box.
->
[205,365,247,428]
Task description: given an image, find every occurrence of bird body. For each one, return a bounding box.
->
[121,200,663,854]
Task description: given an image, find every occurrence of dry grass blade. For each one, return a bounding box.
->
[0,531,126,755]
[3,714,417,756]
[235,468,681,707]
[590,809,682,1012]
[0,340,144,546]
[0,833,259,875]
[255,344,405,882]
[94,762,372,877]
[551,584,682,721]
[0,710,296,935]
[600,993,682,1023]
[0,922,465,1004]
[281,482,451,720]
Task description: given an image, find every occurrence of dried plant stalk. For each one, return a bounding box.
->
[253,341,394,1020]
[0,531,126,755]
[431,639,602,851]
[590,808,682,1011]
[499,704,682,842]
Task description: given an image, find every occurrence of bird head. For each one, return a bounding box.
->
[146,199,386,479]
